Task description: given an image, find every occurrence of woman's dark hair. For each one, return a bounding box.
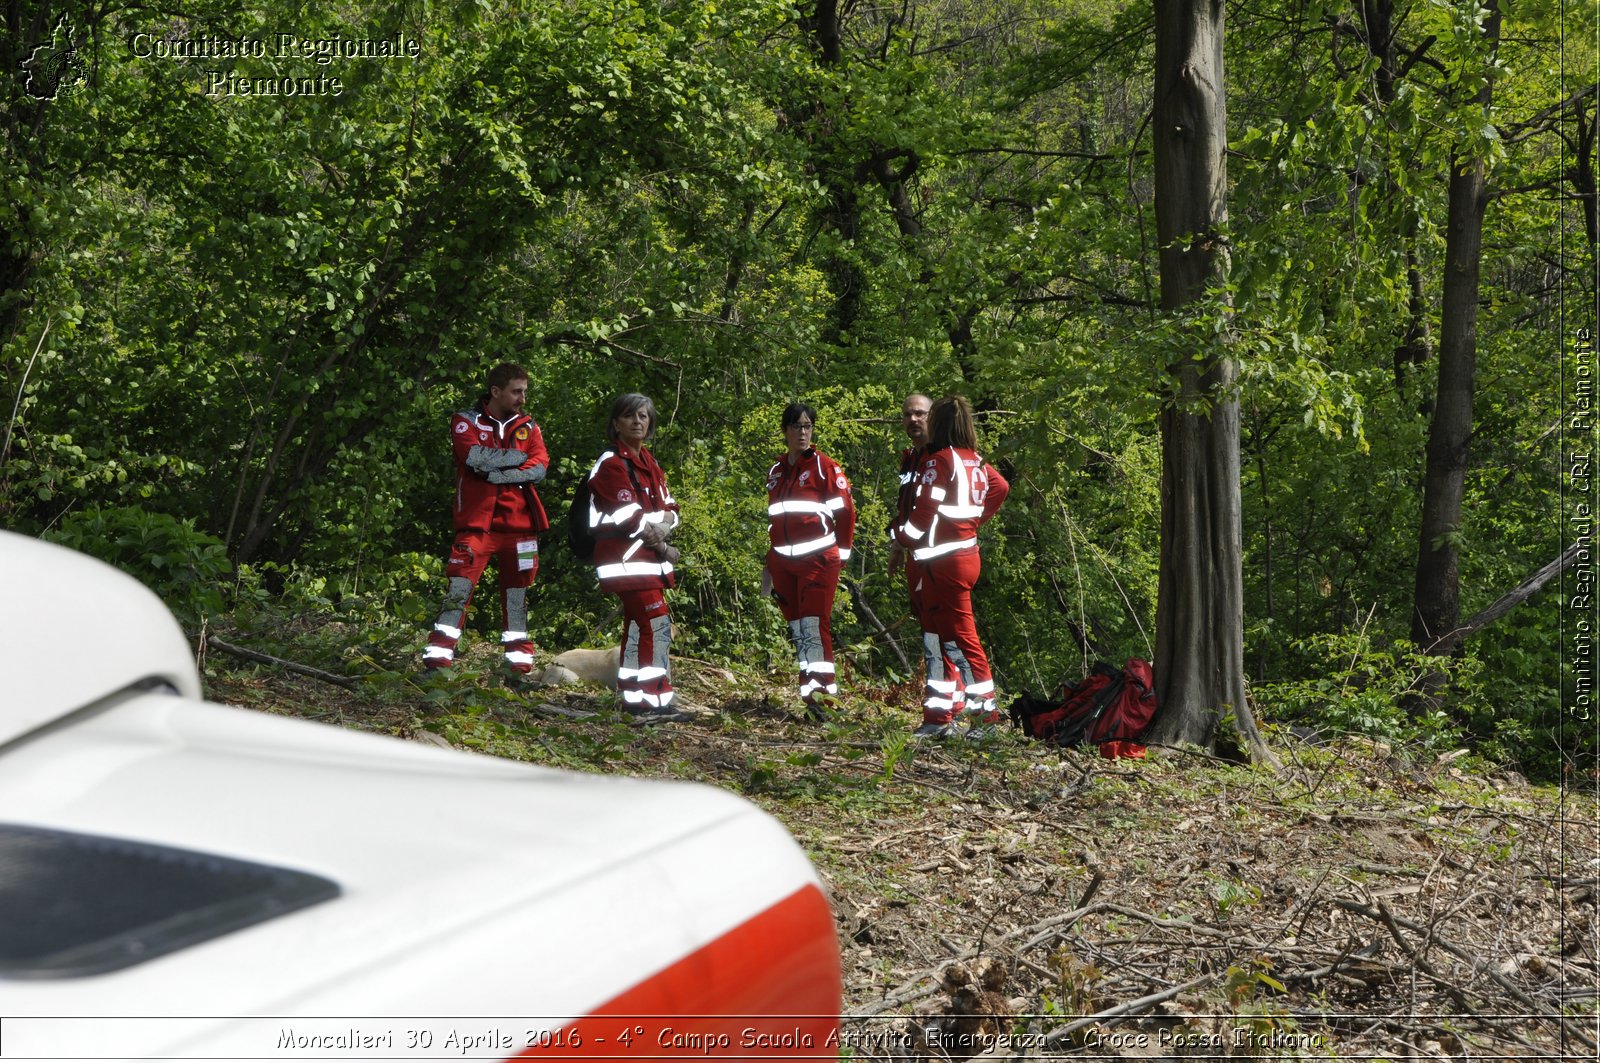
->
[608,392,658,440]
[780,402,818,431]
[928,395,978,450]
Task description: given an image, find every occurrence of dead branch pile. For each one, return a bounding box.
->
[813,745,1598,1061]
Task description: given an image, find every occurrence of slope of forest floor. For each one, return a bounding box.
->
[203,631,1599,1061]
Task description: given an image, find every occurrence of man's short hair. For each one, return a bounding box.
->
[487,362,528,393]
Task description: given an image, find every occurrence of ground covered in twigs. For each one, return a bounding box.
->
[205,639,1599,1061]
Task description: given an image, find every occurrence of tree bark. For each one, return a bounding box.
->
[1143,0,1273,764]
[1411,0,1501,650]
[1355,0,1432,387]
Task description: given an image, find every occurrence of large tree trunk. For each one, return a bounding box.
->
[1143,0,1273,763]
[1356,0,1432,387]
[1411,0,1500,649]
[799,0,866,346]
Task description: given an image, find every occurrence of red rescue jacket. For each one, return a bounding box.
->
[897,446,1009,562]
[587,441,680,592]
[888,444,925,544]
[450,404,550,535]
[766,449,856,563]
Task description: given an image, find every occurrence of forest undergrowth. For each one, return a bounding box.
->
[201,617,1600,1062]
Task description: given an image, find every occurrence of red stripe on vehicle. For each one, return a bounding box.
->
[516,884,840,1058]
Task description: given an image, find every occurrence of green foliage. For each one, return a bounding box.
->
[1253,631,1481,751]
[0,0,1586,776]
[46,506,231,626]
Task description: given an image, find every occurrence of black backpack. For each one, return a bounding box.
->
[567,476,597,560]
[567,451,645,560]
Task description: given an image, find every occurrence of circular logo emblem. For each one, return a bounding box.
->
[922,470,936,484]
[478,432,489,442]
[835,475,847,490]
[454,421,468,434]
[618,489,634,502]
[515,426,529,441]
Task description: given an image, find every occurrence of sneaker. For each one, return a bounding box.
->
[912,721,954,740]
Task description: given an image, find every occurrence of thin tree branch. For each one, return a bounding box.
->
[1425,540,1586,654]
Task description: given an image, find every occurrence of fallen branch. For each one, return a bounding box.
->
[842,575,913,674]
[851,895,1111,1020]
[1333,897,1596,1051]
[205,635,360,690]
[1041,973,1214,1047]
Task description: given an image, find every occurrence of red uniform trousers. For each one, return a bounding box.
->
[424,529,539,672]
[617,588,675,710]
[916,550,996,724]
[767,549,841,705]
[905,559,968,724]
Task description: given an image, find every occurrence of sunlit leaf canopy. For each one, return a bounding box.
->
[2,0,1593,773]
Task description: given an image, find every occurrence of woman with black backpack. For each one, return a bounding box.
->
[584,393,688,724]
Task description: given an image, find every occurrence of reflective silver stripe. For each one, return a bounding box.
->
[825,496,848,511]
[591,501,640,529]
[794,616,824,667]
[769,500,832,516]
[928,486,948,501]
[649,615,673,671]
[500,630,529,642]
[912,537,978,560]
[837,548,852,561]
[433,623,462,639]
[808,661,837,676]
[622,622,641,671]
[423,646,454,660]
[503,650,535,666]
[926,678,958,694]
[505,586,529,632]
[633,665,669,682]
[938,504,985,518]
[597,561,673,579]
[899,471,914,486]
[622,539,643,561]
[943,641,975,687]
[897,521,926,542]
[775,534,836,556]
[966,679,995,696]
